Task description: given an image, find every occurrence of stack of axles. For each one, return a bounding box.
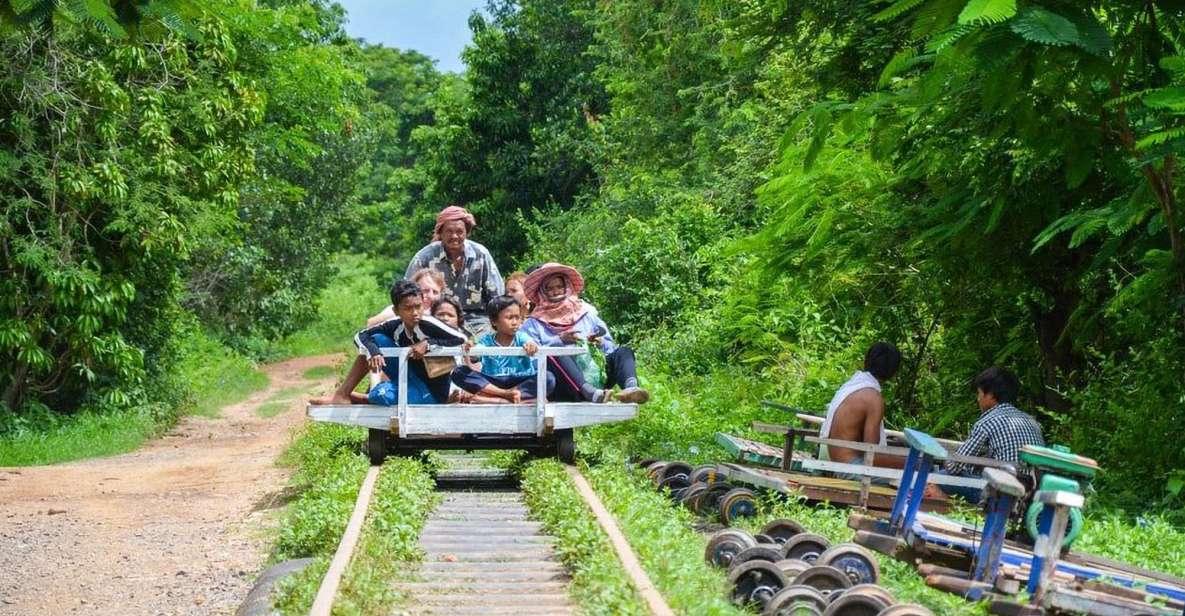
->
[705,523,935,616]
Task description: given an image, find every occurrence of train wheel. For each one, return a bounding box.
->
[705,529,758,568]
[793,565,853,599]
[781,533,832,563]
[719,487,759,525]
[876,604,934,616]
[761,518,807,545]
[729,560,789,610]
[818,544,880,585]
[764,584,828,616]
[774,558,811,580]
[821,587,892,615]
[728,545,784,571]
[555,429,575,464]
[367,429,387,466]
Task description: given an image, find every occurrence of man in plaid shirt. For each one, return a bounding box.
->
[940,366,1045,502]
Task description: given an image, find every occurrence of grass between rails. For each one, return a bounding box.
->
[518,458,650,615]
[269,423,436,615]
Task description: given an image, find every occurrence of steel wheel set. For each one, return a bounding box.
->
[642,459,932,614]
[705,524,934,616]
[642,460,760,524]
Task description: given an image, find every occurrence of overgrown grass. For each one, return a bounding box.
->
[270,253,393,359]
[178,325,270,418]
[334,457,436,615]
[0,325,267,466]
[579,456,749,615]
[269,423,437,615]
[270,424,368,613]
[302,365,336,380]
[519,458,650,615]
[0,407,160,466]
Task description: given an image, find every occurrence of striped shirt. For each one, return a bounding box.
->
[945,403,1045,476]
[354,315,466,359]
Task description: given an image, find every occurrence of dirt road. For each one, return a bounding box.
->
[0,354,341,616]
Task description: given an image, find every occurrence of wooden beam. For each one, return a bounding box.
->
[310,465,380,616]
[307,403,637,433]
[565,466,675,616]
[799,459,987,489]
[755,413,963,450]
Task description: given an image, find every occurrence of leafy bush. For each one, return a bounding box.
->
[268,253,394,360]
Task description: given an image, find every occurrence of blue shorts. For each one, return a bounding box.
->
[367,380,437,406]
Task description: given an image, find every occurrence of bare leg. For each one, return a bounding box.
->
[478,385,521,403]
[470,393,510,404]
[310,356,370,405]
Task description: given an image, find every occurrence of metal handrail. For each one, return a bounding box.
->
[381,345,589,437]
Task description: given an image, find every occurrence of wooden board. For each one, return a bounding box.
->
[307,402,636,435]
[800,459,988,489]
[714,432,799,468]
[714,463,951,512]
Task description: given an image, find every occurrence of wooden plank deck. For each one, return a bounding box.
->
[713,432,809,468]
[714,463,952,512]
[307,402,637,434]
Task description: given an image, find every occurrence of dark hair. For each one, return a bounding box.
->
[973,367,1019,405]
[390,279,422,307]
[431,296,463,320]
[486,294,522,320]
[863,342,902,381]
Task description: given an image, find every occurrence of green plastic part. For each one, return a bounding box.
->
[1026,500,1085,548]
[1037,473,1081,495]
[1019,444,1099,480]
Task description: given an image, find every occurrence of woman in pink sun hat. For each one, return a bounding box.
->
[520,263,649,404]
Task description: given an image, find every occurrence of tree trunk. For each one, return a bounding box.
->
[1032,279,1080,414]
[2,360,28,412]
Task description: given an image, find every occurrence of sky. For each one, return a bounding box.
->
[334,0,487,73]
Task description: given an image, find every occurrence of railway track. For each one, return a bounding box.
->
[308,452,671,616]
[400,454,576,615]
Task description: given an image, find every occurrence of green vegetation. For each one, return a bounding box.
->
[0,323,266,465]
[177,325,270,419]
[268,423,435,615]
[519,459,649,615]
[0,406,158,466]
[268,254,392,359]
[333,457,437,615]
[302,366,336,380]
[581,460,748,615]
[0,1,425,460]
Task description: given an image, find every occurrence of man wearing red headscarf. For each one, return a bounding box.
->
[520,263,649,404]
[405,205,504,334]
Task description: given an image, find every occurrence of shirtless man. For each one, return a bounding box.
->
[819,342,905,469]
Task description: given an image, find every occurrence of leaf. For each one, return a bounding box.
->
[925,24,974,53]
[1066,10,1113,56]
[873,0,928,22]
[1010,7,1080,48]
[1136,126,1185,149]
[802,106,834,170]
[1160,56,1185,80]
[1141,87,1185,112]
[957,0,1016,25]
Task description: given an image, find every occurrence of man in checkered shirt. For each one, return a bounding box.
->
[940,366,1045,502]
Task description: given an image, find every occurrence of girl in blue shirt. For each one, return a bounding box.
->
[451,296,555,403]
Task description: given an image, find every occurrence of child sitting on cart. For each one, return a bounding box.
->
[450,295,555,403]
[311,279,467,406]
